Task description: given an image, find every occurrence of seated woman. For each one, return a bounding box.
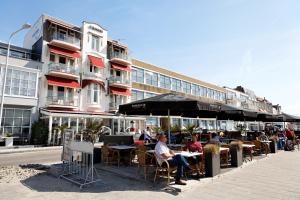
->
[185,133,203,176]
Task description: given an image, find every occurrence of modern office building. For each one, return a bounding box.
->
[0,42,42,143]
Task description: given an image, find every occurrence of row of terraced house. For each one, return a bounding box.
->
[0,14,282,145]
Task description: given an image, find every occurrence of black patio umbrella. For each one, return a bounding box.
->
[277,113,300,122]
[118,93,221,143]
[218,104,258,121]
[257,112,278,122]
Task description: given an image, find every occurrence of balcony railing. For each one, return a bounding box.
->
[111,51,129,61]
[109,102,122,110]
[84,71,105,80]
[50,31,80,47]
[48,62,79,75]
[109,76,131,85]
[46,96,78,107]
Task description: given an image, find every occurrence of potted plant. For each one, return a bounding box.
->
[230,140,243,167]
[4,133,13,147]
[269,136,278,153]
[203,144,220,177]
[80,120,105,163]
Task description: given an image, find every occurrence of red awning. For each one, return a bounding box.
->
[110,86,131,96]
[88,55,105,68]
[46,75,81,88]
[111,63,131,72]
[48,45,81,59]
[82,79,105,88]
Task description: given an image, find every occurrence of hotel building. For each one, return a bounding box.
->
[0,42,42,143]
[0,14,282,144]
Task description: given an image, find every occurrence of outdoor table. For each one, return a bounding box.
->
[167,144,185,150]
[260,141,272,144]
[109,145,136,167]
[242,144,255,161]
[175,151,203,157]
[220,147,230,152]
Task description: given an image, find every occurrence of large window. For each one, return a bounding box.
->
[145,92,156,99]
[0,108,31,138]
[200,86,207,97]
[87,83,100,104]
[146,117,159,126]
[159,75,171,89]
[182,81,191,94]
[145,71,158,86]
[172,78,181,92]
[91,34,101,52]
[131,90,144,102]
[2,68,37,97]
[191,84,201,96]
[131,67,144,83]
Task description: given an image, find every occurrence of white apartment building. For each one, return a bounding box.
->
[0,42,42,144]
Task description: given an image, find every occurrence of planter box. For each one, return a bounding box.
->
[205,152,220,177]
[93,147,102,163]
[270,140,278,153]
[230,147,243,167]
[4,137,14,147]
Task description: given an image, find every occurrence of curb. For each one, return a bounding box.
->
[0,146,62,154]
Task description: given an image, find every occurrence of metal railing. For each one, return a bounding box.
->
[48,62,79,75]
[50,31,80,47]
[109,76,131,85]
[110,51,129,61]
[84,71,105,80]
[46,96,79,107]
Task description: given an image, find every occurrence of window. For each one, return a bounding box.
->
[159,75,171,89]
[172,78,181,92]
[0,108,31,139]
[87,83,100,104]
[131,90,144,102]
[69,59,74,67]
[131,67,144,83]
[182,81,191,94]
[47,85,53,97]
[145,92,156,99]
[1,68,37,97]
[91,34,100,51]
[146,117,159,126]
[50,54,55,62]
[191,84,200,96]
[145,71,158,86]
[59,56,66,64]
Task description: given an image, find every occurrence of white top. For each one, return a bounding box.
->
[242,144,256,148]
[155,141,170,165]
[176,151,202,157]
[109,145,136,150]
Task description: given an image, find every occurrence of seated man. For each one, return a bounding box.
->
[155,133,191,185]
[186,133,203,176]
[209,132,220,145]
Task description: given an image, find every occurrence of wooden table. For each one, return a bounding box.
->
[242,144,255,161]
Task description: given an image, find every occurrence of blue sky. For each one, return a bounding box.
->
[1,0,300,115]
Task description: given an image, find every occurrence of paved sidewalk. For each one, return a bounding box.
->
[1,150,300,200]
[0,146,62,154]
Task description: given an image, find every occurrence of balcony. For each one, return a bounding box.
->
[49,31,81,51]
[109,77,131,89]
[109,102,121,111]
[110,51,131,66]
[46,96,78,109]
[47,62,79,80]
[82,71,105,82]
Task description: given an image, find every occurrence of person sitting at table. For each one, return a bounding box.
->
[139,127,153,143]
[209,132,220,145]
[185,133,203,177]
[155,133,191,185]
[257,132,269,141]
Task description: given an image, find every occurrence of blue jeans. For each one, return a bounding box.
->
[168,154,190,181]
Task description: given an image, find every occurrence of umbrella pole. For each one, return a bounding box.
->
[168,109,171,144]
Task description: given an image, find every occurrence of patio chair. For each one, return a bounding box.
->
[252,140,269,155]
[101,145,119,165]
[220,144,230,167]
[242,141,254,161]
[136,146,155,180]
[153,153,176,184]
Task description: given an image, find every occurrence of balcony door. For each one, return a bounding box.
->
[57,86,65,100]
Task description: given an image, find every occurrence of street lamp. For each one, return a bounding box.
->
[0,23,31,137]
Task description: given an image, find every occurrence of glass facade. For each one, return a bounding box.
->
[1,68,37,97]
[131,67,144,83]
[182,81,191,94]
[145,71,158,87]
[131,90,144,102]
[172,78,181,92]
[1,108,31,139]
[159,74,171,89]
